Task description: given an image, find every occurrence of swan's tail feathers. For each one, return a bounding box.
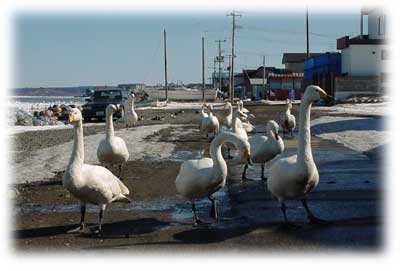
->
[117,179,130,195]
[111,194,132,203]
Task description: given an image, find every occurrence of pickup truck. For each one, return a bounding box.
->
[82,88,129,122]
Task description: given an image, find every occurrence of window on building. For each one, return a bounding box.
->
[381,50,389,60]
[281,81,294,90]
[294,79,302,89]
[269,82,281,89]
[378,16,385,35]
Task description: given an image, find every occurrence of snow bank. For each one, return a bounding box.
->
[311,116,388,154]
[315,102,388,117]
[11,124,194,184]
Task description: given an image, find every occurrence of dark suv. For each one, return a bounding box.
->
[82,88,129,122]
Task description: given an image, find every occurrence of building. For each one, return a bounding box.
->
[237,66,303,100]
[304,52,342,97]
[334,7,388,100]
[282,53,323,72]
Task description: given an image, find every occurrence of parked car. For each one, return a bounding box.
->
[82,88,129,122]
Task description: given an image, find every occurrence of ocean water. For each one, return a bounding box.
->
[8,96,86,113]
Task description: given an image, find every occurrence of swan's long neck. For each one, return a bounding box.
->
[210,134,229,180]
[67,120,84,173]
[297,98,313,164]
[285,105,291,117]
[232,115,239,132]
[130,97,136,114]
[266,127,275,139]
[228,103,232,116]
[106,109,114,140]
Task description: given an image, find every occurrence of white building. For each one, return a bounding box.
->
[335,7,388,100]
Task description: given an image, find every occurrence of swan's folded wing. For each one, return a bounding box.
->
[111,137,130,159]
[81,164,129,200]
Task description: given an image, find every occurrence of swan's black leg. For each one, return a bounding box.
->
[242,164,249,181]
[261,164,267,181]
[191,202,199,226]
[92,204,106,234]
[118,164,123,179]
[301,199,329,224]
[191,202,209,226]
[67,203,86,233]
[208,195,218,220]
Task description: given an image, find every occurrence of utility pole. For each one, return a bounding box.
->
[202,37,205,102]
[213,58,217,89]
[263,55,266,100]
[215,39,226,92]
[360,9,364,37]
[227,55,232,96]
[228,11,241,103]
[163,29,168,101]
[306,6,310,59]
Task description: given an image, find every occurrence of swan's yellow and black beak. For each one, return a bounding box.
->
[274,130,279,140]
[244,149,252,166]
[68,113,75,123]
[319,89,334,100]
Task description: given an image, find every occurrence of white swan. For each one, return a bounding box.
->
[97,104,129,178]
[175,131,251,225]
[200,104,220,140]
[237,100,250,114]
[118,92,138,128]
[63,108,131,234]
[237,100,256,133]
[281,99,296,137]
[267,85,332,224]
[222,102,233,129]
[223,109,249,159]
[196,103,208,130]
[242,120,284,180]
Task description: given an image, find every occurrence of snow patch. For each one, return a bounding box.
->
[311,116,388,154]
[11,124,187,184]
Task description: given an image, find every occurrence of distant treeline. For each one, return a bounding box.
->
[11,86,96,97]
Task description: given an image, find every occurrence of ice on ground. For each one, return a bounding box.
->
[315,102,389,117]
[11,124,190,184]
[311,116,388,154]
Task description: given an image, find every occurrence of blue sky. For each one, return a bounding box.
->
[14,10,363,88]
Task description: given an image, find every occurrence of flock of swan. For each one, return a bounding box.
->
[62,85,332,234]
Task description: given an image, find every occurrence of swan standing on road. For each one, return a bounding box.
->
[223,109,249,159]
[118,92,138,129]
[175,131,252,225]
[196,103,208,130]
[97,104,129,178]
[201,104,220,140]
[281,99,296,137]
[222,102,233,129]
[63,108,131,234]
[267,85,333,224]
[237,100,256,133]
[242,120,284,181]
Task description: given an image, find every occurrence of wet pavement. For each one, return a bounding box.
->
[12,121,383,252]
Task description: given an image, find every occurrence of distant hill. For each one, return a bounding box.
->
[11,86,98,97]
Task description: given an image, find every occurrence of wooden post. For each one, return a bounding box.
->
[202,37,205,102]
[164,29,168,101]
